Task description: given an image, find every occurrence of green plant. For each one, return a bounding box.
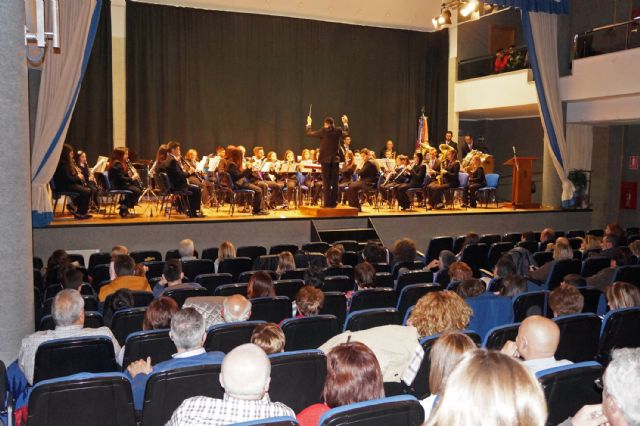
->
[568,169,588,190]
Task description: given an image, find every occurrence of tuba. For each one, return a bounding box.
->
[439,144,453,163]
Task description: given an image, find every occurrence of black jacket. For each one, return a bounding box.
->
[108,161,134,189]
[461,140,489,158]
[306,125,349,163]
[53,162,82,189]
[468,166,486,186]
[162,156,189,191]
[408,164,427,187]
[226,162,253,187]
[358,160,380,185]
[442,161,461,187]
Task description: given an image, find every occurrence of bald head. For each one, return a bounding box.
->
[516,316,560,360]
[223,295,252,323]
[220,343,271,399]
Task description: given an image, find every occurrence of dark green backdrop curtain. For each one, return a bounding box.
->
[126,1,448,159]
[64,0,113,163]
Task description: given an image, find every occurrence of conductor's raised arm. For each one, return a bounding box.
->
[305,115,322,138]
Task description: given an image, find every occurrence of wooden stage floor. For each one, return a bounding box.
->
[47,200,560,227]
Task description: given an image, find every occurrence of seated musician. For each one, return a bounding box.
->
[427,148,459,210]
[396,152,427,211]
[107,147,142,217]
[53,144,92,219]
[149,144,168,181]
[380,154,409,204]
[161,141,203,218]
[249,149,284,209]
[184,148,215,207]
[464,155,486,208]
[339,151,357,204]
[279,150,299,208]
[75,150,100,212]
[226,147,269,215]
[425,147,441,182]
[346,148,379,211]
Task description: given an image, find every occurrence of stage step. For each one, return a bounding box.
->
[314,219,380,244]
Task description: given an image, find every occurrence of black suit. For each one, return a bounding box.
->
[425,158,441,184]
[466,166,486,207]
[441,140,458,153]
[162,155,202,216]
[306,124,349,207]
[396,164,428,209]
[53,162,91,214]
[108,161,141,209]
[460,140,489,159]
[226,162,266,213]
[428,160,460,207]
[346,160,379,210]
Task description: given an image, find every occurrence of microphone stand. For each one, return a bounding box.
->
[512,146,519,211]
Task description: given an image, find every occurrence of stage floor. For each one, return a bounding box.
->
[47,200,559,227]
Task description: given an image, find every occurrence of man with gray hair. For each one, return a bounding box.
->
[559,347,640,426]
[126,307,224,410]
[168,343,294,425]
[178,238,197,260]
[18,289,121,384]
[185,294,252,329]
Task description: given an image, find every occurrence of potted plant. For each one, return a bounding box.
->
[568,169,590,209]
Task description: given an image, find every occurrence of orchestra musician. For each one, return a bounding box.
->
[379,139,396,160]
[425,147,441,182]
[161,141,204,218]
[441,131,458,153]
[305,114,349,208]
[149,144,168,180]
[396,152,427,211]
[226,146,269,215]
[346,148,379,211]
[427,148,460,210]
[107,147,142,217]
[380,154,409,204]
[464,155,486,208]
[338,135,352,162]
[75,150,100,211]
[247,149,284,209]
[183,149,215,207]
[338,151,357,204]
[53,144,92,219]
[460,134,489,158]
[280,150,300,207]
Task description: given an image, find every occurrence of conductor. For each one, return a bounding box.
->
[306,114,349,208]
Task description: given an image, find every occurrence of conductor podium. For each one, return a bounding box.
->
[503,157,539,208]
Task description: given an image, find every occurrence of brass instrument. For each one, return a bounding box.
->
[126,159,143,188]
[461,149,495,174]
[439,144,453,163]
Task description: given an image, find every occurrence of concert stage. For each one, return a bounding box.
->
[32,202,594,261]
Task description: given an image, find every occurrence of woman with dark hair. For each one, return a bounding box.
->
[226,147,269,215]
[297,341,385,426]
[107,147,141,217]
[338,151,357,204]
[53,144,92,219]
[104,288,135,327]
[75,149,100,211]
[396,151,427,211]
[247,271,276,299]
[45,249,70,287]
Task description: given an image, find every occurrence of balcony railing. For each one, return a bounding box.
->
[573,17,640,59]
[458,45,529,81]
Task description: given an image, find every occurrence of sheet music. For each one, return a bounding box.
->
[196,156,208,172]
[207,156,221,171]
[300,160,320,172]
[375,158,396,172]
[91,156,109,174]
[260,161,274,173]
[279,162,299,173]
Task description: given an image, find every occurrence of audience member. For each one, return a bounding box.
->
[427,250,455,286]
[126,308,224,410]
[325,247,343,268]
[540,228,556,251]
[143,297,179,330]
[527,237,573,284]
[600,235,620,259]
[421,332,476,417]
[407,291,473,338]
[214,241,236,272]
[448,261,473,282]
[103,288,134,326]
[587,248,633,291]
[606,282,640,310]
[392,238,417,265]
[275,251,296,278]
[579,234,602,254]
[187,294,252,329]
[456,279,486,298]
[19,289,121,384]
[250,323,285,354]
[559,348,640,426]
[178,239,197,261]
[152,259,204,297]
[484,255,517,291]
[45,249,70,286]
[348,261,376,305]
[501,315,572,374]
[498,274,528,298]
[295,285,324,317]
[362,241,387,264]
[98,254,151,302]
[605,223,625,240]
[297,342,385,426]
[426,350,547,426]
[62,267,86,292]
[133,262,148,277]
[562,273,587,287]
[303,266,324,288]
[168,344,295,425]
[629,240,640,259]
[521,231,535,242]
[108,245,129,281]
[247,271,276,299]
[456,233,479,259]
[549,283,585,317]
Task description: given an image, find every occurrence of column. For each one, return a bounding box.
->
[111,0,126,148]
[0,2,35,363]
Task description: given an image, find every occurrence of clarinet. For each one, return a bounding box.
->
[126,159,143,189]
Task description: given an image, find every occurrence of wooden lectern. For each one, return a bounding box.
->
[503,157,538,208]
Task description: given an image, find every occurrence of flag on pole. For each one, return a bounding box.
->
[416,114,429,150]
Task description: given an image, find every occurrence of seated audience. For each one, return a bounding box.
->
[549,283,585,317]
[448,261,473,283]
[297,342,385,426]
[559,348,640,426]
[562,273,587,287]
[426,350,547,426]
[407,291,473,338]
[247,271,276,299]
[62,267,91,294]
[214,241,235,272]
[456,232,480,259]
[143,297,179,330]
[600,234,621,259]
[539,227,556,251]
[579,234,602,254]
[629,239,640,259]
[325,247,343,268]
[186,294,252,329]
[456,279,486,298]
[250,323,285,355]
[485,256,517,291]
[275,251,296,278]
[347,262,376,304]
[152,259,204,297]
[303,266,324,288]
[98,254,151,302]
[19,289,121,385]
[606,282,640,310]
[426,250,456,286]
[391,238,418,267]
[421,332,476,417]
[605,223,625,240]
[167,344,295,425]
[108,245,129,281]
[501,315,572,374]
[103,288,134,326]
[133,263,148,277]
[126,308,224,410]
[295,285,324,318]
[587,248,633,291]
[498,274,528,298]
[45,249,70,287]
[362,241,388,264]
[527,237,573,284]
[178,238,197,261]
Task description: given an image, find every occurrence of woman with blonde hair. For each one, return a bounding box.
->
[421,332,476,417]
[527,237,573,283]
[427,349,547,426]
[606,281,640,310]
[407,291,473,338]
[275,251,296,278]
[214,241,236,272]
